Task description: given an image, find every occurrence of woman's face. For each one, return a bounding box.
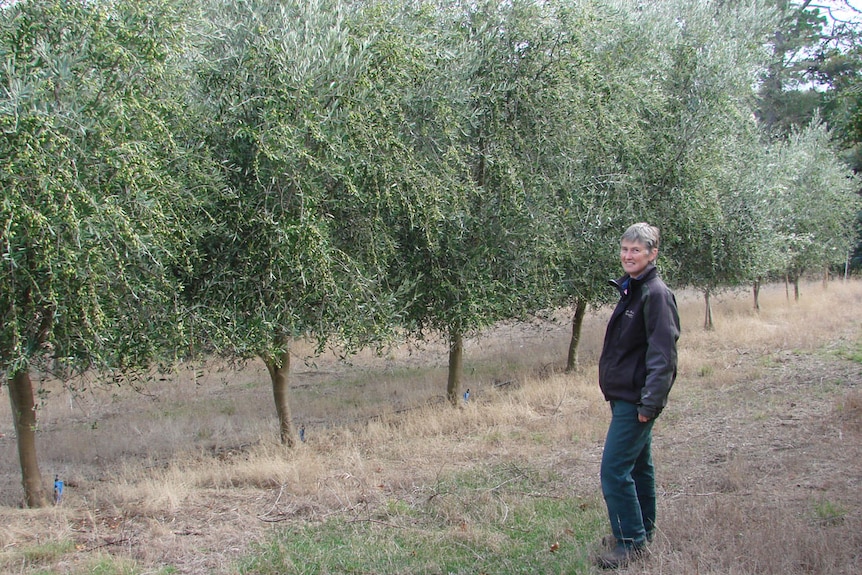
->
[620,239,656,278]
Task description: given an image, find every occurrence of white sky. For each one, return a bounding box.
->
[810,0,862,25]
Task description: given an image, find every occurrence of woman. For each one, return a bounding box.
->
[595,222,680,569]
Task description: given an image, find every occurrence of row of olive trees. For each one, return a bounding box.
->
[1,0,858,507]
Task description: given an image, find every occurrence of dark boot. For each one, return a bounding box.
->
[595,543,647,569]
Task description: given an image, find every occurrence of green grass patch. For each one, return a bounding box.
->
[0,544,177,575]
[833,341,862,364]
[73,555,176,575]
[811,498,847,526]
[4,539,76,567]
[236,463,605,574]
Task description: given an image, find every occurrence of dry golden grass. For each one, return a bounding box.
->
[0,279,860,574]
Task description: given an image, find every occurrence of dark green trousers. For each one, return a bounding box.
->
[600,400,656,548]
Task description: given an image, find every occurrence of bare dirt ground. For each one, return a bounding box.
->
[651,346,862,574]
[1,282,861,574]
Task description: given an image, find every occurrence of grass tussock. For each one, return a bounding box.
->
[0,280,860,574]
[836,389,862,433]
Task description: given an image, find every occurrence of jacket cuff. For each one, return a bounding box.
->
[638,405,660,420]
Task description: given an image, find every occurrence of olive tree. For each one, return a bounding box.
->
[0,0,204,507]
[546,1,663,371]
[188,0,416,444]
[387,0,562,403]
[771,120,860,298]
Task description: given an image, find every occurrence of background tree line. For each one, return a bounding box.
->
[2,0,860,507]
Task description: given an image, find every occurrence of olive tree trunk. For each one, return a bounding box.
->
[264,345,295,447]
[703,289,714,330]
[565,299,588,373]
[8,370,49,507]
[753,278,761,312]
[447,330,464,407]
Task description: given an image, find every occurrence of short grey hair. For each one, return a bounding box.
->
[621,222,660,252]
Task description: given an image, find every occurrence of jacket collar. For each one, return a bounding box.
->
[609,264,657,296]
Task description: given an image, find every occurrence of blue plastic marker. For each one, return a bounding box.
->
[53,475,64,505]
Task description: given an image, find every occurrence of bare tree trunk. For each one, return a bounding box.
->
[703,289,713,330]
[794,276,800,301]
[447,329,463,407]
[823,265,829,289]
[8,370,48,508]
[265,343,295,447]
[785,273,790,301]
[565,299,587,373]
[753,279,761,312]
